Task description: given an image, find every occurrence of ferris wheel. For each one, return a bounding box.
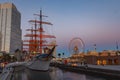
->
[69,37,85,55]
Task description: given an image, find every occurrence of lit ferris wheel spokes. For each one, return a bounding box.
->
[69,37,85,55]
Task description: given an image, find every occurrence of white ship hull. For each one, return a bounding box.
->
[26,59,51,71]
[26,46,56,71]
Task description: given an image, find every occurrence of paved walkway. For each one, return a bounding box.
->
[78,64,120,71]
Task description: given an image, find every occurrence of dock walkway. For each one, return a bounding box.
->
[50,63,120,79]
[86,64,120,71]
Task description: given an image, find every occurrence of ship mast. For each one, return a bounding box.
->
[39,10,43,53]
[23,10,56,54]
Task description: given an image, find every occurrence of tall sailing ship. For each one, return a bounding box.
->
[23,10,56,71]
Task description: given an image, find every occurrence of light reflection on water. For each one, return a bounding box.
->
[49,67,105,80]
[12,67,106,80]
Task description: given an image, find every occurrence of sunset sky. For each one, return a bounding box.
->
[1,0,120,57]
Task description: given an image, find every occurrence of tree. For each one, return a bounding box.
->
[62,52,65,58]
[3,54,11,62]
[58,53,61,58]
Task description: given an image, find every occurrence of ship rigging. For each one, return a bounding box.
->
[23,10,56,54]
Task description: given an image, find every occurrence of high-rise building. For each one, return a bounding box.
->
[0,3,22,53]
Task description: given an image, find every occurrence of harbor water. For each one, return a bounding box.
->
[10,67,115,80]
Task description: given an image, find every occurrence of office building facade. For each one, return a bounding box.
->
[0,3,22,53]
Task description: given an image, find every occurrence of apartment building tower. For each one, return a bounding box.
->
[0,3,22,53]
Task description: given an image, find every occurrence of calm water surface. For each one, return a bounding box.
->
[11,67,115,80]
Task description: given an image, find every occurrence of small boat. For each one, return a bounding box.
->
[23,10,56,71]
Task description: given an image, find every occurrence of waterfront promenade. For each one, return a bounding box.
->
[84,64,120,71]
[51,62,120,79]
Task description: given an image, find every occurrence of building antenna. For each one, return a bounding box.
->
[94,44,97,51]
